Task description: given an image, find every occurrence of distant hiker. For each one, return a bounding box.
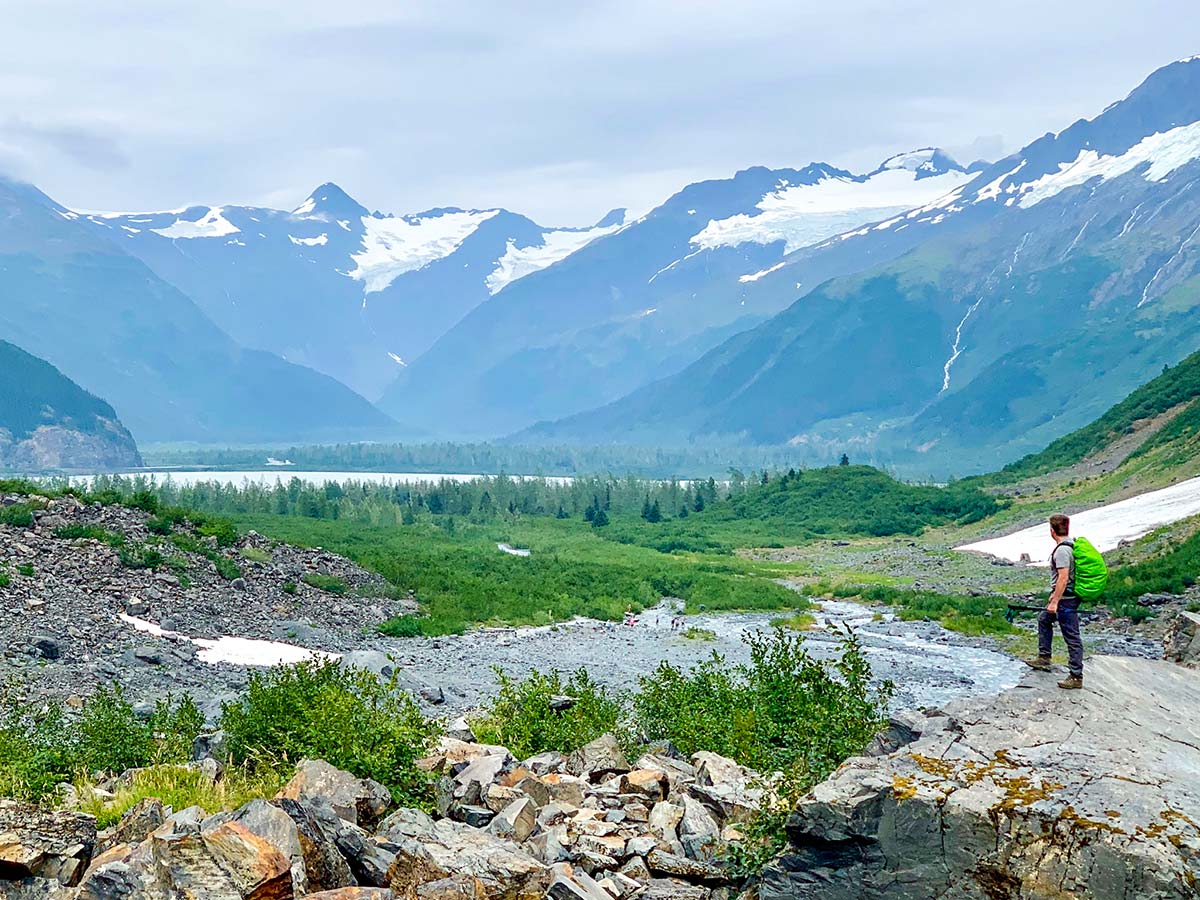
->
[1024,514,1086,689]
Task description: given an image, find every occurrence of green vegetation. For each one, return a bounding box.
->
[0,503,35,528]
[301,572,350,595]
[281,579,298,595]
[167,532,241,580]
[220,660,436,807]
[0,689,203,801]
[994,351,1200,482]
[470,668,622,759]
[809,582,1016,636]
[54,524,125,546]
[15,563,33,577]
[378,615,425,638]
[682,627,717,641]
[0,570,8,589]
[769,612,817,631]
[240,546,272,564]
[118,543,165,570]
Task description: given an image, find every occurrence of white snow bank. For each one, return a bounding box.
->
[1015,121,1200,208]
[739,261,786,283]
[691,167,970,253]
[497,542,531,557]
[152,207,240,239]
[957,475,1200,564]
[486,222,622,294]
[120,614,338,667]
[289,233,328,246]
[348,209,500,294]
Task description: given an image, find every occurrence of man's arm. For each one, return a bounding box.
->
[1048,567,1070,613]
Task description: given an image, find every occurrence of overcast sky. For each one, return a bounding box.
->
[2,1,1198,225]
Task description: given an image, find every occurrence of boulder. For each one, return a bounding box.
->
[301,891,396,900]
[618,769,667,802]
[645,850,729,886]
[688,753,761,823]
[567,734,630,781]
[221,799,308,896]
[485,798,537,843]
[1164,609,1200,668]
[386,819,551,900]
[375,808,435,844]
[95,797,165,854]
[278,798,356,893]
[278,760,392,829]
[762,657,1200,900]
[676,797,719,861]
[546,867,617,900]
[0,799,96,886]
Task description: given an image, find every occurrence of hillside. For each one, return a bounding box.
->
[0,340,141,470]
[0,177,398,443]
[521,56,1200,477]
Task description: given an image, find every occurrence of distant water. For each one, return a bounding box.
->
[67,469,576,488]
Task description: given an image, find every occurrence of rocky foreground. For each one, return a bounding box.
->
[763,655,1200,899]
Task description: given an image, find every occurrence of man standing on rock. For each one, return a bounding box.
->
[1024,514,1084,689]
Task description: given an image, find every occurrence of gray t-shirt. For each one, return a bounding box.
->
[1050,541,1077,600]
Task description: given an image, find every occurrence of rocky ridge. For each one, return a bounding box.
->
[1,730,763,900]
[0,492,412,713]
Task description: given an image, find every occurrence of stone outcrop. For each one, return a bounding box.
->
[762,656,1200,899]
[0,799,96,886]
[1164,609,1200,669]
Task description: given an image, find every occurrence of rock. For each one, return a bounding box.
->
[278,759,392,829]
[641,878,709,900]
[618,769,666,802]
[278,798,356,893]
[542,774,588,808]
[131,645,163,665]
[201,819,295,898]
[453,755,505,794]
[0,799,96,886]
[386,818,552,900]
[414,876,488,899]
[646,850,729,886]
[523,751,567,775]
[647,802,683,844]
[222,799,308,896]
[633,754,696,796]
[1164,610,1200,668]
[376,808,435,844]
[420,687,446,706]
[762,657,1200,900]
[547,867,616,900]
[29,635,60,660]
[486,798,537,843]
[95,797,165,853]
[445,717,475,743]
[688,752,762,823]
[567,734,630,781]
[457,806,495,828]
[676,797,719,860]
[301,891,396,900]
[619,855,652,882]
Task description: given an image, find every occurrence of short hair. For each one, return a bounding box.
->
[1049,514,1070,537]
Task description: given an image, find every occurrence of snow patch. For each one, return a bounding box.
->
[739,261,786,282]
[289,233,328,246]
[486,222,621,295]
[388,352,408,367]
[120,614,337,667]
[1015,122,1200,208]
[691,167,971,253]
[957,476,1200,564]
[292,197,316,216]
[497,542,531,557]
[348,210,500,294]
[152,207,240,239]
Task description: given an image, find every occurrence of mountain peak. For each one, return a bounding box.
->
[593,208,627,228]
[874,148,965,178]
[293,182,366,219]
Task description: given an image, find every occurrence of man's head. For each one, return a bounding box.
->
[1049,513,1070,539]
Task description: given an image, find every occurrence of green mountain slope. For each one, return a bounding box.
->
[0,339,141,470]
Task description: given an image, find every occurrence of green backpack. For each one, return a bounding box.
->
[1067,536,1108,599]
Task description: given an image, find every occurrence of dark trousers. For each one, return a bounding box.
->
[1038,603,1083,677]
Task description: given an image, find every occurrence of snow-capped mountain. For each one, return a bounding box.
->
[0,177,396,444]
[81,188,624,397]
[523,55,1200,477]
[377,151,973,436]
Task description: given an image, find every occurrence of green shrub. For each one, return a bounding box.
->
[168,532,241,580]
[302,572,349,595]
[281,580,298,595]
[129,490,160,514]
[378,615,425,638]
[0,570,8,589]
[241,546,272,564]
[54,524,125,546]
[470,668,622,759]
[15,564,33,577]
[118,544,164,570]
[219,661,436,806]
[0,504,35,528]
[633,628,891,775]
[682,627,717,641]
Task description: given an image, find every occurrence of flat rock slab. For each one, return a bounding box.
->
[764,656,1200,899]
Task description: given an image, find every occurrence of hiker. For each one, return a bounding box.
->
[1025,514,1084,689]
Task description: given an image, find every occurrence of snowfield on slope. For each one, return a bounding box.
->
[957,475,1200,564]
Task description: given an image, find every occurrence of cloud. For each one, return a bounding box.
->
[1,1,1197,223]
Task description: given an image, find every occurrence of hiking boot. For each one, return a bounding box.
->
[1058,675,1083,690]
[1022,655,1053,671]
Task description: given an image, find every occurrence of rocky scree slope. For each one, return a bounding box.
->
[0,492,412,713]
[0,340,141,471]
[1,733,767,900]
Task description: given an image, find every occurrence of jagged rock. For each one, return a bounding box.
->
[95,797,165,854]
[633,755,696,796]
[0,799,96,886]
[762,657,1200,900]
[221,799,309,896]
[453,755,505,794]
[29,635,60,660]
[486,798,537,843]
[193,730,230,762]
[445,717,476,743]
[278,760,392,830]
[618,769,666,802]
[687,753,762,823]
[547,866,617,900]
[646,850,729,885]
[386,818,551,900]
[677,797,719,860]
[647,802,683,844]
[567,734,630,780]
[542,774,588,808]
[641,878,709,900]
[301,890,396,900]
[376,808,435,844]
[278,798,356,894]
[619,855,652,882]
[1164,610,1200,668]
[523,751,567,775]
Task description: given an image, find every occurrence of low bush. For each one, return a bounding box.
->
[633,627,891,775]
[281,580,298,595]
[302,572,349,594]
[240,546,272,564]
[54,524,125,546]
[219,660,437,807]
[378,615,425,638]
[0,504,35,528]
[16,563,33,577]
[470,668,622,759]
[118,544,164,570]
[168,532,242,580]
